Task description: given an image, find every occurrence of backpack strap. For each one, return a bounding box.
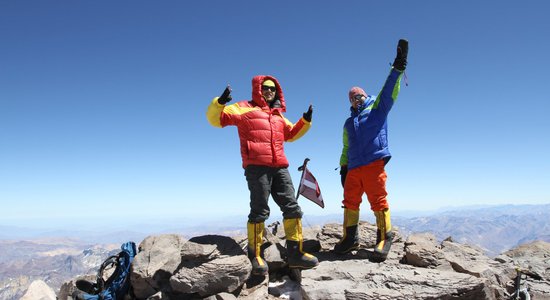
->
[96,255,119,292]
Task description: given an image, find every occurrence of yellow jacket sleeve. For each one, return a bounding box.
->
[284,117,311,142]
[206,97,224,128]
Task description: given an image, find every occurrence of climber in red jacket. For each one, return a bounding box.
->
[207,75,318,275]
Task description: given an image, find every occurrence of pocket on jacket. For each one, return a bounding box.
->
[247,141,260,159]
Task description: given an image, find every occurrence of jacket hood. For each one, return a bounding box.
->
[251,75,286,112]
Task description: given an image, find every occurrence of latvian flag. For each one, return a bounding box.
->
[297,165,325,208]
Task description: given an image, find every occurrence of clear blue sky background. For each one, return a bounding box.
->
[1,1,549,227]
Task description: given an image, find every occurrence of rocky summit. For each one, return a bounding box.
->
[49,221,550,299]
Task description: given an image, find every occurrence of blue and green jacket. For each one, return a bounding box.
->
[340,68,404,170]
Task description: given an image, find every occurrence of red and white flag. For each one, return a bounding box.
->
[297,160,324,208]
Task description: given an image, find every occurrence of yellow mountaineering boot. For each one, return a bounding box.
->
[247,222,268,275]
[283,218,319,269]
[333,208,360,254]
[372,208,395,262]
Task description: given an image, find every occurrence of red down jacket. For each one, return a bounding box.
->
[207,75,311,168]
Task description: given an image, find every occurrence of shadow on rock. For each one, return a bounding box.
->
[189,235,244,256]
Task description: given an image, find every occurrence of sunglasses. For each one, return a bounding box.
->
[353,94,365,101]
[262,85,276,92]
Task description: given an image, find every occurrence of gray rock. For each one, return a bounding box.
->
[300,260,492,300]
[131,234,251,299]
[441,239,494,277]
[170,255,250,296]
[20,280,56,300]
[501,241,550,300]
[131,234,188,298]
[215,292,237,300]
[502,240,550,280]
[264,241,286,273]
[58,274,95,300]
[237,275,269,299]
[403,232,449,269]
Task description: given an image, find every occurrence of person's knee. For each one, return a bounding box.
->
[249,212,269,223]
[249,204,270,223]
[342,195,362,210]
[343,200,361,211]
[369,197,388,211]
[282,205,303,219]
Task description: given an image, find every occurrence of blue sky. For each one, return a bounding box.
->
[1,1,549,227]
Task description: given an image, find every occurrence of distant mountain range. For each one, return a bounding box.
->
[393,203,550,256]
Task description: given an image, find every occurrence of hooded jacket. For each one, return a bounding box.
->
[340,68,403,170]
[207,75,311,168]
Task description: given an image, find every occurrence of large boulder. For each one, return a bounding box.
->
[500,241,550,299]
[405,234,507,297]
[403,232,450,269]
[131,234,251,299]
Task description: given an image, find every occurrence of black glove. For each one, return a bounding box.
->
[217,85,232,105]
[392,39,409,71]
[303,105,313,122]
[340,165,348,188]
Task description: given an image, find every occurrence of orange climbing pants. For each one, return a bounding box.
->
[342,159,389,211]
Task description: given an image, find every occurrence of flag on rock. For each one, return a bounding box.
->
[296,158,325,208]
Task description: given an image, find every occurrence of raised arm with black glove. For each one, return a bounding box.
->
[392,39,409,71]
[303,104,313,122]
[217,85,232,105]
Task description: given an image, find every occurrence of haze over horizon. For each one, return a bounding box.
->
[2,203,548,233]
